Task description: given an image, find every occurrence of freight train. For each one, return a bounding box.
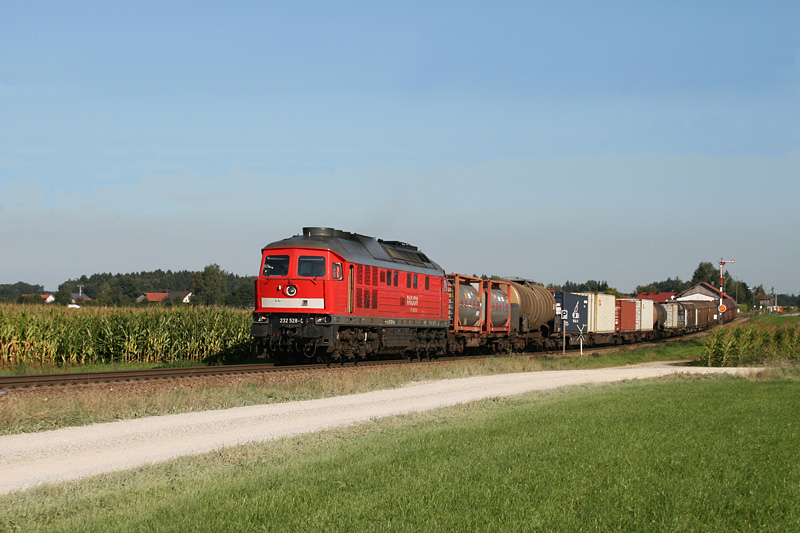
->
[251,228,737,363]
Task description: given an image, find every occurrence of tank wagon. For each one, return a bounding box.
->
[252,228,736,363]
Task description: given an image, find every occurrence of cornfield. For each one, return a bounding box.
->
[703,322,800,366]
[0,304,251,367]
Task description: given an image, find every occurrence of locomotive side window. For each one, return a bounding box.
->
[263,255,290,277]
[298,256,326,277]
[332,262,343,280]
[413,274,418,289]
[425,276,430,290]
[393,271,398,286]
[386,270,392,286]
[406,274,411,288]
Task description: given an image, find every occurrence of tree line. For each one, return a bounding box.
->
[3,260,797,309]
[544,261,798,309]
[0,265,254,308]
[634,261,798,309]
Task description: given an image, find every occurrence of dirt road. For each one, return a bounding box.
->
[0,362,756,495]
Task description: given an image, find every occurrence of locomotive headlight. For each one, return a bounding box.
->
[285,285,297,297]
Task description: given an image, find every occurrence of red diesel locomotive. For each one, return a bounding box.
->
[251,227,450,363]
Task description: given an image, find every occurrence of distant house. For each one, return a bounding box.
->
[167,291,192,304]
[636,291,677,303]
[755,293,773,310]
[136,291,192,304]
[21,294,55,304]
[71,293,92,302]
[136,292,169,303]
[677,282,735,302]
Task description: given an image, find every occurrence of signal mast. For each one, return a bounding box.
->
[718,258,734,324]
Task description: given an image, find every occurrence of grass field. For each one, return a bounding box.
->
[2,374,799,531]
[752,313,800,325]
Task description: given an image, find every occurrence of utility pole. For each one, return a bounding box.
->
[718,258,734,324]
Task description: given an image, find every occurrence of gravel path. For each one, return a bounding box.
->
[0,363,756,495]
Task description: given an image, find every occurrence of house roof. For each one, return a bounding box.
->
[167,291,191,299]
[697,282,735,300]
[635,291,677,303]
[143,292,169,302]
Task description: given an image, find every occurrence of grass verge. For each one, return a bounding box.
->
[2,375,799,531]
[0,339,704,435]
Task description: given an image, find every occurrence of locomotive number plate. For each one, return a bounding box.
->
[279,318,303,324]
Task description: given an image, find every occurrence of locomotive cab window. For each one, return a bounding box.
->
[263,255,290,277]
[298,256,326,277]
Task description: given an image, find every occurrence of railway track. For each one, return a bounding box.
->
[0,359,419,391]
[0,324,726,391]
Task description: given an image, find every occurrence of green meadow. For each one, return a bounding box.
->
[3,373,799,532]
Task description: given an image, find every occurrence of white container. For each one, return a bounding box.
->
[661,301,681,329]
[578,292,616,333]
[640,299,654,331]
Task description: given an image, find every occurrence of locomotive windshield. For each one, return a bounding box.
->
[263,255,289,277]
[298,256,326,277]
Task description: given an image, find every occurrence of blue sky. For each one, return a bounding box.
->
[2,1,798,294]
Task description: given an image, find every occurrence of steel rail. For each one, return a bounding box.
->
[0,322,734,391]
[0,359,408,391]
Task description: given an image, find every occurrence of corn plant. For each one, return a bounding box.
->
[702,320,800,367]
[0,304,250,368]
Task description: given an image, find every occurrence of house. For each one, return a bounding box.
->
[71,293,92,302]
[755,293,773,310]
[136,291,192,304]
[635,291,677,303]
[136,292,169,303]
[167,291,192,304]
[677,282,735,302]
[21,294,56,304]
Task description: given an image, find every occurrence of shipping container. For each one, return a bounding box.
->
[578,292,616,333]
[661,301,681,329]
[553,291,588,334]
[640,299,654,331]
[617,298,655,332]
[615,299,637,332]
